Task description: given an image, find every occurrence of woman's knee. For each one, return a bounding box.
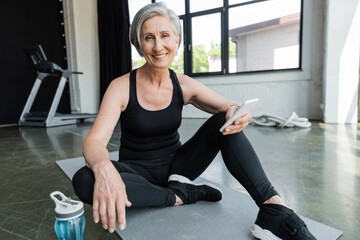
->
[72,166,95,204]
[212,111,226,122]
[207,112,227,130]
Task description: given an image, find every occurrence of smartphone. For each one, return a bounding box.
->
[219,98,259,132]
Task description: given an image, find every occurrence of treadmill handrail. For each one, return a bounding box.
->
[34,61,63,72]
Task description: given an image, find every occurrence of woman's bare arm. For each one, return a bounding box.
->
[178,74,251,135]
[83,74,132,232]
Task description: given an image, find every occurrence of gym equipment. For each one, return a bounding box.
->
[19,45,96,127]
[251,112,312,128]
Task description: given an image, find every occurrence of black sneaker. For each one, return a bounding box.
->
[251,204,317,240]
[167,174,222,204]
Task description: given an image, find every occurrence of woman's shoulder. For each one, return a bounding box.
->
[175,72,194,86]
[104,72,131,98]
[111,72,131,88]
[175,73,204,90]
[174,73,203,104]
[103,72,131,111]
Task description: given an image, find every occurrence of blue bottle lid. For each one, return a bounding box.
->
[50,191,84,221]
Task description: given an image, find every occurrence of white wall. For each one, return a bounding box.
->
[323,0,360,123]
[63,0,99,114]
[233,21,300,72]
[184,0,325,120]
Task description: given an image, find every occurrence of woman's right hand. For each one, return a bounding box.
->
[92,161,132,232]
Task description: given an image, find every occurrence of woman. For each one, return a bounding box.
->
[72,3,316,240]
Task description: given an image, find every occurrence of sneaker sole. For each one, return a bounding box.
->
[251,224,281,240]
[168,174,223,194]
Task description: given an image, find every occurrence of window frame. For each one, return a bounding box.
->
[153,0,304,77]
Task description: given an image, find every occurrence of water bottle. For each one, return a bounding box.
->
[50,191,86,240]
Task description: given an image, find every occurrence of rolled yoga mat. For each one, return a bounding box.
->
[56,152,343,240]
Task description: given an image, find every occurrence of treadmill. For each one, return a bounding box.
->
[19,44,97,127]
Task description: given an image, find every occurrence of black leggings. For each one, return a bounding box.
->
[72,112,277,208]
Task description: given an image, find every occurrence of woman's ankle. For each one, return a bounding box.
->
[174,194,183,206]
[263,195,288,208]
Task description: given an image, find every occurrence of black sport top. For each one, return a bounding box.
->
[119,69,184,160]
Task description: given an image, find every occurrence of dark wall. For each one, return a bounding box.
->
[0,0,70,125]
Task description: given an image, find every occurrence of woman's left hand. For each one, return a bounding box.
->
[222,107,252,135]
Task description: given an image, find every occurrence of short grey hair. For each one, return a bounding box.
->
[129,2,182,57]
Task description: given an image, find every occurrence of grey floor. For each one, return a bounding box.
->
[0,119,358,239]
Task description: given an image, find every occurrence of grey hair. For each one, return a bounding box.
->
[129,2,182,57]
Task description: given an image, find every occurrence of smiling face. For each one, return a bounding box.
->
[140,15,179,69]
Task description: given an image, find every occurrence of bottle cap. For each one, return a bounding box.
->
[50,191,84,221]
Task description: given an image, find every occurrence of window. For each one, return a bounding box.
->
[190,0,222,13]
[228,0,302,73]
[129,0,303,76]
[192,13,221,73]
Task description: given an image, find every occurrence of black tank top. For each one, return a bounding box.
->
[119,69,183,160]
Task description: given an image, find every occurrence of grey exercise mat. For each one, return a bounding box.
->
[57,154,343,240]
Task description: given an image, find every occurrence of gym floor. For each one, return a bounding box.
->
[0,119,358,239]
